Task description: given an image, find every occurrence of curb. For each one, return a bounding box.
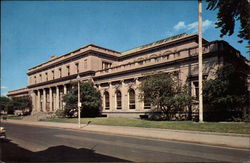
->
[4,119,250,150]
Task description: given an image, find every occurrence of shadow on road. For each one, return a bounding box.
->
[0,139,130,162]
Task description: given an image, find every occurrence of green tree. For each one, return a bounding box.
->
[0,96,11,112]
[139,73,192,120]
[11,97,32,111]
[206,0,250,52]
[63,81,101,118]
[203,64,248,121]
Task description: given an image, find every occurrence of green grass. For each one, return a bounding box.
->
[44,117,250,135]
[6,115,23,120]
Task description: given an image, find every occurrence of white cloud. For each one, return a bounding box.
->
[165,31,174,37]
[1,86,7,89]
[173,19,214,33]
[174,21,186,30]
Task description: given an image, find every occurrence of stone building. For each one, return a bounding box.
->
[7,33,249,118]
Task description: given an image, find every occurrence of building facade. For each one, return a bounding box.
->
[7,33,249,118]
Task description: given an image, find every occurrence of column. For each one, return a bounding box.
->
[31,91,36,114]
[109,82,114,111]
[64,85,67,94]
[49,87,53,112]
[121,80,127,110]
[63,85,67,108]
[135,78,142,111]
[56,86,60,110]
[43,89,46,112]
[37,90,41,112]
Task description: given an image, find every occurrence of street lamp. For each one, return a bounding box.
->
[198,0,203,122]
[76,74,81,128]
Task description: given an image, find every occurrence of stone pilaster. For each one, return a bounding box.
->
[49,87,53,112]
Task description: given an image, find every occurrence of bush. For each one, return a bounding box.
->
[55,109,65,118]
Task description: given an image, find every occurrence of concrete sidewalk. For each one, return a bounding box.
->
[4,119,250,149]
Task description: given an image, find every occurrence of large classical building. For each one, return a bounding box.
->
[7,33,249,118]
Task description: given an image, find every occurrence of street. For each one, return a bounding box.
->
[1,123,249,162]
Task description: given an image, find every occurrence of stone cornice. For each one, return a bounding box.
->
[27,44,121,75]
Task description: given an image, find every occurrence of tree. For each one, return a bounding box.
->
[206,0,250,52]
[203,64,248,121]
[0,96,11,112]
[139,73,192,120]
[63,81,101,118]
[10,97,32,114]
[0,96,32,114]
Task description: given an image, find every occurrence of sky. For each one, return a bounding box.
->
[1,1,249,96]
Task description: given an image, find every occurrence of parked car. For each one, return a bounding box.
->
[0,127,6,139]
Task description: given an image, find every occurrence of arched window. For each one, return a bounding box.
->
[116,90,122,109]
[104,91,110,110]
[144,98,151,109]
[129,89,136,109]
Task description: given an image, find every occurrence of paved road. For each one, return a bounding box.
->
[1,123,249,162]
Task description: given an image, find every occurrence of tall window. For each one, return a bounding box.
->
[129,89,136,109]
[67,65,70,75]
[104,91,110,110]
[39,74,42,82]
[75,63,79,74]
[45,72,48,81]
[84,59,88,69]
[34,76,36,84]
[193,81,199,99]
[144,98,151,109]
[59,68,62,78]
[52,70,54,80]
[116,90,122,109]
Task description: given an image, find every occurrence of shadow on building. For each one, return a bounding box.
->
[0,139,130,162]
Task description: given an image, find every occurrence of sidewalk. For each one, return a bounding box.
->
[5,119,250,149]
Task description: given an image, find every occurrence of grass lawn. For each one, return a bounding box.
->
[6,115,23,120]
[44,117,250,135]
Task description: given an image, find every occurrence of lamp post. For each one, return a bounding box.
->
[198,0,203,122]
[76,74,81,128]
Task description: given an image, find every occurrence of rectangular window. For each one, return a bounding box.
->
[45,72,48,81]
[84,59,88,69]
[193,81,199,99]
[75,63,79,74]
[52,70,54,80]
[59,68,62,78]
[67,65,70,75]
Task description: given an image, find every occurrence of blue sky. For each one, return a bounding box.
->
[1,1,249,96]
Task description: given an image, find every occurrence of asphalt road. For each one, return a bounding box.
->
[0,123,249,162]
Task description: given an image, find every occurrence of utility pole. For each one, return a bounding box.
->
[198,0,203,122]
[77,74,81,128]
